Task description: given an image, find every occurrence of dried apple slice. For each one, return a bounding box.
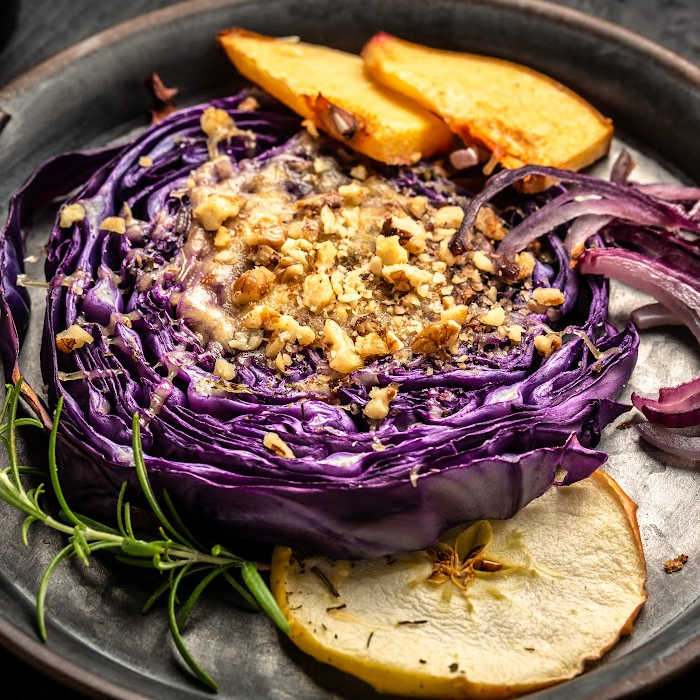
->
[217,29,453,165]
[362,32,613,174]
[271,470,646,699]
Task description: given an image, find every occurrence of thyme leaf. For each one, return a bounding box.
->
[0,380,290,692]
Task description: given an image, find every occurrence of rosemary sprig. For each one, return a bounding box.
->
[0,380,289,693]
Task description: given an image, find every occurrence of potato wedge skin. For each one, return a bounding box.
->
[218,29,453,165]
[362,32,613,172]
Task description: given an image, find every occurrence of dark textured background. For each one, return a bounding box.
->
[0,0,698,697]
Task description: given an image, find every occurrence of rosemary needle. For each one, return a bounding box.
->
[0,379,290,692]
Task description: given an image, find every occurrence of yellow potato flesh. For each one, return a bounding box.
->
[218,29,453,165]
[362,32,613,172]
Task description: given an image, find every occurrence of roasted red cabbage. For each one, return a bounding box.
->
[0,92,639,557]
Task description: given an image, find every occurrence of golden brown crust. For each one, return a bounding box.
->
[362,32,613,174]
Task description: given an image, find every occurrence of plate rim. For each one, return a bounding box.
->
[0,0,698,697]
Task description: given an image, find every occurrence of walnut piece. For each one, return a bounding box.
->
[194,192,243,231]
[323,320,362,374]
[213,357,236,380]
[533,287,565,307]
[479,306,505,327]
[355,332,390,359]
[263,431,295,458]
[56,324,94,353]
[472,251,495,274]
[475,206,506,241]
[664,554,688,573]
[376,235,408,266]
[100,216,126,234]
[363,384,399,420]
[303,273,336,310]
[434,205,464,229]
[231,266,275,305]
[411,320,460,354]
[59,203,86,228]
[534,333,562,358]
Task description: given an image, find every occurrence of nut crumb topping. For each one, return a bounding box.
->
[59,203,86,229]
[100,217,126,234]
[663,554,688,573]
[146,133,548,381]
[56,324,94,353]
[364,384,399,420]
[263,431,295,458]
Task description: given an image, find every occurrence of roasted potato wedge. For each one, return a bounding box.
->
[362,32,613,173]
[218,29,453,165]
[272,470,646,698]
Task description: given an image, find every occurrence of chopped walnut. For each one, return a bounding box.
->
[382,264,432,291]
[385,330,404,353]
[56,324,94,353]
[438,238,457,266]
[507,324,525,344]
[241,220,286,249]
[434,205,465,229]
[475,206,506,240]
[237,95,260,112]
[194,192,243,231]
[534,333,562,357]
[515,251,536,280]
[350,164,367,180]
[200,107,235,139]
[532,287,565,307]
[412,320,460,354]
[315,240,337,272]
[263,431,295,458]
[363,384,399,420]
[376,235,408,266]
[213,357,236,380]
[323,320,362,374]
[303,273,336,310]
[313,156,333,173]
[390,215,424,240]
[214,226,234,248]
[338,182,366,204]
[280,263,304,281]
[100,216,126,234]
[214,249,236,263]
[479,306,505,327]
[59,203,86,228]
[441,305,469,324]
[231,267,275,305]
[472,251,496,274]
[408,196,428,218]
[664,554,688,573]
[228,330,264,351]
[355,332,390,358]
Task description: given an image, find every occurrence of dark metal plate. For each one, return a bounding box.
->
[0,1,698,698]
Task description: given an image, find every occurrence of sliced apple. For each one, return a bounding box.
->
[217,29,453,165]
[271,470,646,699]
[362,32,613,174]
